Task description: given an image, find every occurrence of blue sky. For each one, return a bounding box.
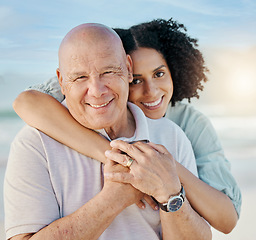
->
[0,0,256,113]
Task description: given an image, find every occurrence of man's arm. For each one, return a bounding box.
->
[5,129,143,240]
[160,199,211,240]
[10,177,143,240]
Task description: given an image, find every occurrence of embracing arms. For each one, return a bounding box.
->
[13,89,238,233]
[13,90,109,163]
[104,140,212,240]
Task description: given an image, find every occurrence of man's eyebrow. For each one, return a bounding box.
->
[68,72,88,79]
[102,65,123,71]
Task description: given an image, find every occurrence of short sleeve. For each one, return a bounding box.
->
[26,77,64,102]
[4,126,60,239]
[166,102,242,217]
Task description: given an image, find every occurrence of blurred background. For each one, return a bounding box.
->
[0,0,255,239]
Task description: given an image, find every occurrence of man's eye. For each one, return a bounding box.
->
[130,78,142,85]
[77,76,86,80]
[103,71,114,75]
[155,72,164,78]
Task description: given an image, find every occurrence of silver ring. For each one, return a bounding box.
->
[126,158,134,168]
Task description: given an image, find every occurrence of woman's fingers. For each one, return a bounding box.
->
[109,140,155,165]
[143,195,159,210]
[135,195,159,211]
[105,149,130,166]
[147,141,168,154]
[136,200,146,210]
[110,140,142,157]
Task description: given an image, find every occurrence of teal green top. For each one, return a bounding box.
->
[27,77,242,216]
[166,102,241,216]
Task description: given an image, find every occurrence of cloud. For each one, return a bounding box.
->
[145,0,247,17]
[0,6,14,29]
[0,5,33,33]
[0,6,12,20]
[0,38,20,48]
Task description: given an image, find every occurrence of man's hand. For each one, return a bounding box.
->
[104,140,182,203]
[103,159,145,208]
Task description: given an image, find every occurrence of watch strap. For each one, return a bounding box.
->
[158,185,185,212]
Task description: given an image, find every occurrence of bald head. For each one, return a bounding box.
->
[58,23,125,70]
[56,23,133,136]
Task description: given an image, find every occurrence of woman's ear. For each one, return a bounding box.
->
[126,55,133,83]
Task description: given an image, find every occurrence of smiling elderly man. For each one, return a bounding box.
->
[4,23,211,240]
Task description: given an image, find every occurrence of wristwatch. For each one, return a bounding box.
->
[158,185,185,212]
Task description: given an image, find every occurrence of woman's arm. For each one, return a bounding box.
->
[13,90,158,211]
[176,162,238,233]
[166,102,240,233]
[13,90,110,163]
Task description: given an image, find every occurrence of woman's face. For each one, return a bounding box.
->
[128,47,173,119]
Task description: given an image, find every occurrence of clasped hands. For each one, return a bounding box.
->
[104,140,182,210]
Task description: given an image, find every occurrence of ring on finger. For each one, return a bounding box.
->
[126,158,134,168]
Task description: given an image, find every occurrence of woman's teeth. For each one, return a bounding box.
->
[142,98,162,107]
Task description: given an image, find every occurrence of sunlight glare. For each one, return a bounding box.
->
[229,69,255,98]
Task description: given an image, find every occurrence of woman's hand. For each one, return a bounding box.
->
[104,140,182,203]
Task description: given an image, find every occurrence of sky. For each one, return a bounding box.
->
[0,0,256,115]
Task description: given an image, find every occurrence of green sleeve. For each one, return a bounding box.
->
[26,77,64,102]
[165,102,242,217]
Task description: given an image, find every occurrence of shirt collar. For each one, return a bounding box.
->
[62,100,150,143]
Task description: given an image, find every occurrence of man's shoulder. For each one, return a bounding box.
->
[146,115,182,132]
[12,125,56,150]
[14,125,40,142]
[146,116,188,144]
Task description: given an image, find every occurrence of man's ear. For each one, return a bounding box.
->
[126,55,133,83]
[56,68,65,95]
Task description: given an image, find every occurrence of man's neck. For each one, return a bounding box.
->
[105,108,136,140]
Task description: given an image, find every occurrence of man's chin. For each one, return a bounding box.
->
[82,119,114,131]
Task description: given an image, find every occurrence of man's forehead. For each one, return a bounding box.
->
[66,63,124,78]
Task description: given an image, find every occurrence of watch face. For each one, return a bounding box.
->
[167,196,183,212]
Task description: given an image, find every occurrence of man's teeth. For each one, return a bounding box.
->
[90,101,110,108]
[143,98,162,107]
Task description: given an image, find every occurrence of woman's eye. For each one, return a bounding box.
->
[155,71,164,78]
[130,78,142,85]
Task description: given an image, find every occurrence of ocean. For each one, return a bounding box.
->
[0,110,256,240]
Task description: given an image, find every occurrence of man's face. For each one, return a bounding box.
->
[57,37,133,131]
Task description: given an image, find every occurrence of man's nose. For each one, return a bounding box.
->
[87,76,108,97]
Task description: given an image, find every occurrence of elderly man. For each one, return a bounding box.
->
[4,23,211,239]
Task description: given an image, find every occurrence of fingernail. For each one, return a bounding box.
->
[155,206,159,210]
[105,150,110,156]
[110,140,117,146]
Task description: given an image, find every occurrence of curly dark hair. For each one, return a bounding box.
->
[114,18,208,105]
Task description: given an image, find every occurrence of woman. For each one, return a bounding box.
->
[14,18,241,233]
